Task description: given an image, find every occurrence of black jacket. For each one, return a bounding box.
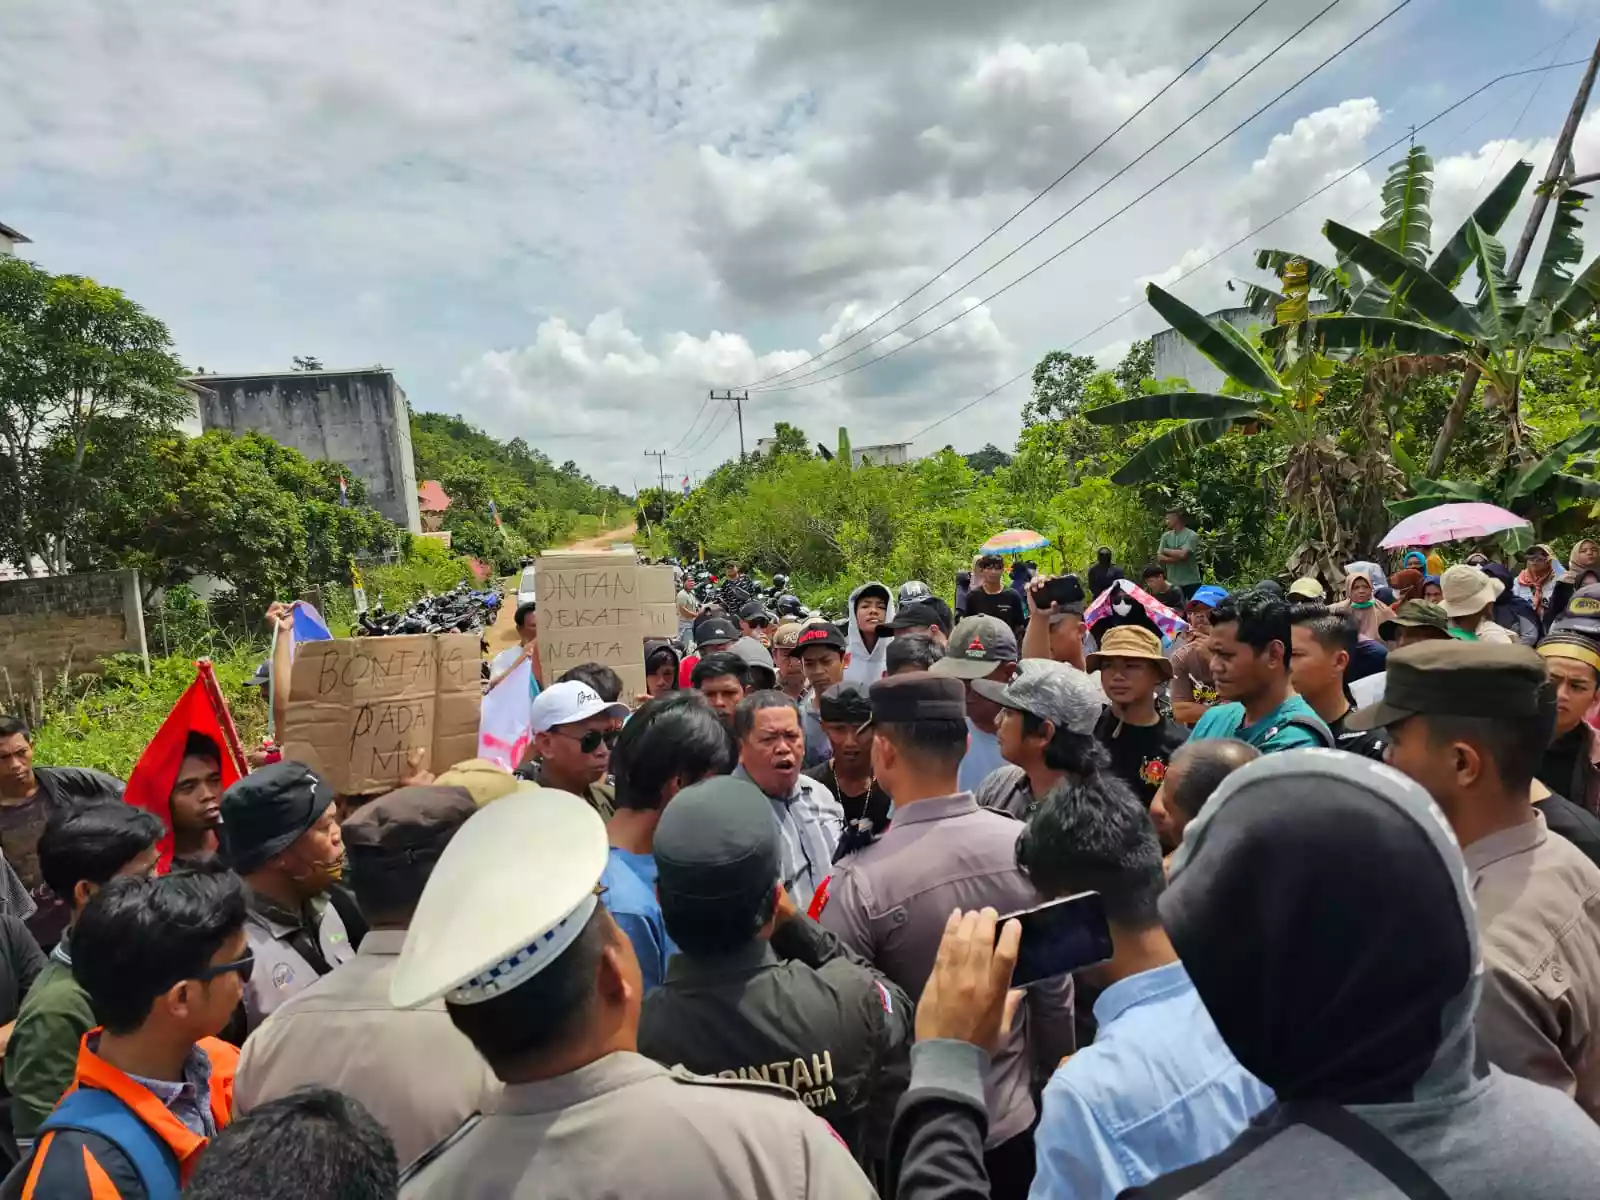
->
[637,914,913,1172]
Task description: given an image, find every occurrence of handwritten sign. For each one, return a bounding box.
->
[537,553,648,700]
[641,564,679,639]
[282,633,481,794]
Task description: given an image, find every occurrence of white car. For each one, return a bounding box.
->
[516,565,537,607]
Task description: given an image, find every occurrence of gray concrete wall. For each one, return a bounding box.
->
[192,370,423,532]
[0,570,148,693]
[1152,301,1335,392]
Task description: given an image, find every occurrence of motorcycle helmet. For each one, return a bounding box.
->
[898,580,932,605]
[772,574,789,590]
[776,594,806,617]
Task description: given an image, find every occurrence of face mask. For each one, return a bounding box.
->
[1351,599,1374,610]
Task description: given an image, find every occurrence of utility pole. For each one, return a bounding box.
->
[1427,36,1600,477]
[710,389,748,459]
[643,449,668,498]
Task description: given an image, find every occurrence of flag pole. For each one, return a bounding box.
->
[196,658,249,777]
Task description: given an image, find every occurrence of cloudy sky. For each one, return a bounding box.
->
[6,0,1600,490]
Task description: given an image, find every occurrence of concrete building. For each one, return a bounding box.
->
[1151,301,1334,392]
[0,221,31,257]
[851,442,913,468]
[188,368,422,532]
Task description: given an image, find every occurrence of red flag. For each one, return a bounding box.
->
[124,663,246,872]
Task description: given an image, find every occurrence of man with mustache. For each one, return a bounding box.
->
[219,762,355,1038]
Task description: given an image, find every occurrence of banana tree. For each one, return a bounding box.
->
[1084,272,1395,578]
[1281,159,1600,461]
[1387,418,1600,550]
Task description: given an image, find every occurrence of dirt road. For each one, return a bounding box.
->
[484,520,639,654]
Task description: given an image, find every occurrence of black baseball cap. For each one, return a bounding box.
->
[795,621,848,654]
[888,601,946,635]
[654,777,779,910]
[819,682,874,725]
[693,616,740,648]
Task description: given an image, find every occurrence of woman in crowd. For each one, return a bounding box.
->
[1334,570,1395,643]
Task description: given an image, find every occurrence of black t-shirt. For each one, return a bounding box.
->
[964,587,1027,632]
[1329,709,1387,761]
[1538,723,1589,801]
[804,763,892,833]
[1093,709,1188,806]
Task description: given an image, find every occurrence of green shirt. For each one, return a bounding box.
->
[1189,695,1329,754]
[1158,528,1203,587]
[5,942,96,1137]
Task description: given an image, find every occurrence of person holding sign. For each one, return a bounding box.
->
[517,682,629,821]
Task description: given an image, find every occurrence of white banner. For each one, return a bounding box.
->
[477,653,534,771]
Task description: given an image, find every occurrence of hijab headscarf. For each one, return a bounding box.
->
[1337,571,1396,642]
[1387,568,1424,604]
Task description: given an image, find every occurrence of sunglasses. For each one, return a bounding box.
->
[195,950,255,983]
[559,727,622,754]
[746,616,773,628]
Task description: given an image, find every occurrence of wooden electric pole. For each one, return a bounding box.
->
[1427,36,1600,477]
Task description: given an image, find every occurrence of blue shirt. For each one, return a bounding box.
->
[1031,962,1273,1200]
[957,718,1008,793]
[600,849,675,993]
[1189,694,1326,753]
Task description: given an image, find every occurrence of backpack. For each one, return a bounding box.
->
[34,1089,181,1200]
[1252,713,1337,751]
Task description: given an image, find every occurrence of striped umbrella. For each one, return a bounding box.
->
[980,529,1050,555]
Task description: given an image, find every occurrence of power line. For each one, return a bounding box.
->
[749,0,1375,396]
[904,54,1591,445]
[735,0,1278,391]
[680,404,740,460]
[665,392,715,455]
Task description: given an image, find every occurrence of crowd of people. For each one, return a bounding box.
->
[0,518,1599,1198]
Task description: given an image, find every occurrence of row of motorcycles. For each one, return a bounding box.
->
[351,583,504,637]
[670,561,825,623]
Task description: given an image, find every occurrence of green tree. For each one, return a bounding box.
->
[1023,351,1098,425]
[963,444,1013,474]
[0,258,189,574]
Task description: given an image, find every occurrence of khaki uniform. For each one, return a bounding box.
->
[1466,811,1600,1120]
[234,930,499,1169]
[817,791,1074,1147]
[398,1051,875,1199]
[240,889,355,1032]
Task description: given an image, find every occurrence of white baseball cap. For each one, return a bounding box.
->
[390,783,608,1009]
[529,680,629,733]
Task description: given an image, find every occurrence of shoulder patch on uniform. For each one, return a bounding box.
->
[874,980,894,1014]
[271,961,296,989]
[666,1063,802,1102]
[807,875,833,920]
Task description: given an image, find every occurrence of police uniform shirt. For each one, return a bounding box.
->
[638,913,913,1169]
[240,888,355,1031]
[399,1051,876,1200]
[817,791,1075,1149]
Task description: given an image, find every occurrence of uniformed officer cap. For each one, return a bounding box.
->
[1345,640,1552,731]
[219,761,335,876]
[819,682,874,725]
[343,785,478,871]
[390,783,608,1009]
[653,777,779,907]
[868,674,967,724]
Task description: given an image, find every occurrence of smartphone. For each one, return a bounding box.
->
[1034,575,1085,611]
[999,891,1114,987]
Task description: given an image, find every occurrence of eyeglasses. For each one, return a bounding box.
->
[559,728,622,754]
[195,950,255,983]
[747,617,773,629]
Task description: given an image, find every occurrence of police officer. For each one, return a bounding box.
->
[220,761,356,1036]
[816,674,1075,1200]
[393,786,876,1198]
[638,776,912,1176]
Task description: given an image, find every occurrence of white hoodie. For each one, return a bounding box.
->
[843,581,896,685]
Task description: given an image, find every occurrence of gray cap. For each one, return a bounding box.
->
[970,659,1103,735]
[731,636,778,688]
[930,615,1019,680]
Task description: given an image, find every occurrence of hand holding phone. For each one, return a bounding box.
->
[999,891,1113,987]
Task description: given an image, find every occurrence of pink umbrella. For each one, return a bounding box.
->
[1379,502,1530,549]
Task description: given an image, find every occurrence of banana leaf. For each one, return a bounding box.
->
[1324,221,1485,340]
[1253,250,1351,304]
[1261,316,1469,356]
[1466,220,1518,342]
[1507,423,1600,500]
[1518,187,1590,341]
[1109,417,1242,486]
[1373,146,1434,265]
[1145,284,1285,396]
[1241,282,1287,318]
[1429,160,1535,288]
[1546,473,1600,504]
[1082,392,1264,426]
[1549,255,1600,337]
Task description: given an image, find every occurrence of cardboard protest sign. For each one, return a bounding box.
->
[537,553,647,701]
[282,633,481,794]
[641,564,679,640]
